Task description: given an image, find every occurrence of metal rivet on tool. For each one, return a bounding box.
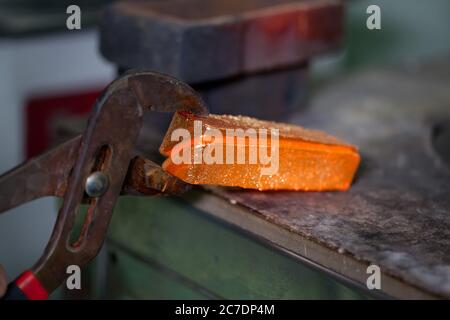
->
[85,171,109,197]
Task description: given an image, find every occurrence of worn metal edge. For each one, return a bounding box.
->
[114,0,341,26]
[184,191,440,300]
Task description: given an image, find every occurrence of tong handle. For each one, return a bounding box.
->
[2,270,48,300]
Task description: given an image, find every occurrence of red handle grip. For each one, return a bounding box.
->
[2,270,48,300]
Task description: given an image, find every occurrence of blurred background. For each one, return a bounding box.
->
[0,0,449,296]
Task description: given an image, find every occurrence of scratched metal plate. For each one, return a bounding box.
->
[211,60,450,298]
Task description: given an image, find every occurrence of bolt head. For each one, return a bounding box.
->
[85,171,109,197]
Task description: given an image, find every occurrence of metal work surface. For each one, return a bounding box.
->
[51,62,450,299]
[192,61,450,299]
[100,0,342,83]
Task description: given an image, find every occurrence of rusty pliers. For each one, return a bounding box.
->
[0,70,209,299]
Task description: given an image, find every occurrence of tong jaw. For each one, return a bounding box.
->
[32,70,208,293]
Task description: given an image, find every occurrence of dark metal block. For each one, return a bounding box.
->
[196,65,308,120]
[100,0,343,83]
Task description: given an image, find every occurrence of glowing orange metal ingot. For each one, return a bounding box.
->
[160,112,360,191]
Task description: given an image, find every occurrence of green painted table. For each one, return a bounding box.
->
[103,194,369,299]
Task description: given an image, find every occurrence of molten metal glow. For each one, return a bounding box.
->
[160,112,360,191]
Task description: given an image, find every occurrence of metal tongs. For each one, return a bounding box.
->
[0,70,208,299]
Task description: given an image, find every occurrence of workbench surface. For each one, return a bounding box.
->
[56,60,450,299]
[192,60,450,299]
